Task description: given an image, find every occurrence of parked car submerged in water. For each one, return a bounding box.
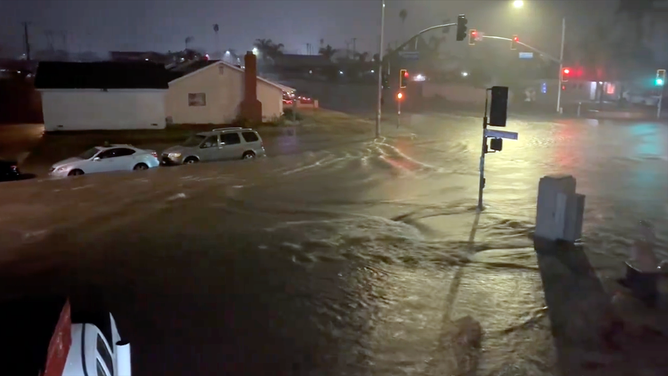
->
[0,159,22,182]
[49,144,159,177]
[161,127,266,165]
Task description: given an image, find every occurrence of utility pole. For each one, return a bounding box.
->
[376,0,386,138]
[22,22,31,61]
[352,37,357,55]
[556,17,566,114]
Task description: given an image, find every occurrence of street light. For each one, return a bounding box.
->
[376,0,386,138]
[513,1,565,113]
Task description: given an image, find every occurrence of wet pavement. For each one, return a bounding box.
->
[0,114,667,375]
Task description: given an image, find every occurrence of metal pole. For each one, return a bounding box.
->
[658,91,663,119]
[23,22,31,61]
[375,0,386,138]
[478,91,489,211]
[397,93,402,128]
[556,17,566,113]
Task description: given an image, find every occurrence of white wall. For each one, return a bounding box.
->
[257,81,283,121]
[166,63,242,124]
[40,90,166,131]
[167,62,286,125]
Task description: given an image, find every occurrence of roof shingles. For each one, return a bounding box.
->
[35,61,171,90]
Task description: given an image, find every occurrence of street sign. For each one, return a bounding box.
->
[519,52,533,59]
[485,129,518,140]
[398,51,419,60]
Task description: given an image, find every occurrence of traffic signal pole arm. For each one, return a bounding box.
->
[382,23,457,61]
[481,35,561,64]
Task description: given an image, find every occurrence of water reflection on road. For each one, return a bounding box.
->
[0,115,666,375]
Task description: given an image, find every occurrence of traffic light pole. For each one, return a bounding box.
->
[375,19,457,137]
[397,93,402,128]
[375,0,386,138]
[478,90,489,211]
[658,92,663,119]
[556,18,566,114]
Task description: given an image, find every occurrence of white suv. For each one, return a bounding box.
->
[161,127,266,165]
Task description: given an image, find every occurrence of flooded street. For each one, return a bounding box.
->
[0,114,666,375]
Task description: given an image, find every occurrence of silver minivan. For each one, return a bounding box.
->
[161,127,266,165]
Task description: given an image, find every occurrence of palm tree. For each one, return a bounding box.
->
[185,36,194,50]
[254,38,274,58]
[357,52,369,62]
[399,9,408,24]
[319,44,338,61]
[399,9,408,46]
[267,42,284,60]
[213,24,220,57]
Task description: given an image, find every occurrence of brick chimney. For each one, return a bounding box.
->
[240,51,262,122]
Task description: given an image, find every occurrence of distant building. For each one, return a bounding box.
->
[108,51,167,63]
[272,54,332,70]
[35,62,171,131]
[166,60,294,124]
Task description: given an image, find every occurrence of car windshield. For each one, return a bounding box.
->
[78,147,100,160]
[181,135,206,147]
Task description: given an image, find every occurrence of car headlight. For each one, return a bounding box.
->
[168,152,182,158]
[55,167,68,172]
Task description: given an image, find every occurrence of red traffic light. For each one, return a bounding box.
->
[471,30,477,36]
[403,71,409,77]
[397,92,403,99]
[563,68,570,74]
[513,36,519,42]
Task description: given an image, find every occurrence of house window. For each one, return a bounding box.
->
[188,93,206,106]
[605,83,616,95]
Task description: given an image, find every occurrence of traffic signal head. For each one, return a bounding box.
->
[399,69,408,88]
[511,35,518,50]
[397,92,403,100]
[456,14,468,41]
[561,67,570,82]
[469,29,477,45]
[656,69,666,86]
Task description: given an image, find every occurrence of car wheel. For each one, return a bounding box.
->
[68,169,84,176]
[133,163,149,171]
[242,151,256,160]
[184,157,199,164]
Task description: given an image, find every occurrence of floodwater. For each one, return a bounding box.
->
[0,114,667,375]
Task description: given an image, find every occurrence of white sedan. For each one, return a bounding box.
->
[622,90,661,106]
[50,144,160,177]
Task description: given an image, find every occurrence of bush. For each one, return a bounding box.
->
[231,116,253,128]
[282,109,303,121]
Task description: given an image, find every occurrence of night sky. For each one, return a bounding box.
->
[1,0,617,58]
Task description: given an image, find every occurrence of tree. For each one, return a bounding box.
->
[319,44,338,61]
[357,51,369,62]
[185,36,194,50]
[254,39,283,61]
[399,9,408,42]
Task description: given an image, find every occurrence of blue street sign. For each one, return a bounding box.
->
[398,51,419,60]
[485,129,518,140]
